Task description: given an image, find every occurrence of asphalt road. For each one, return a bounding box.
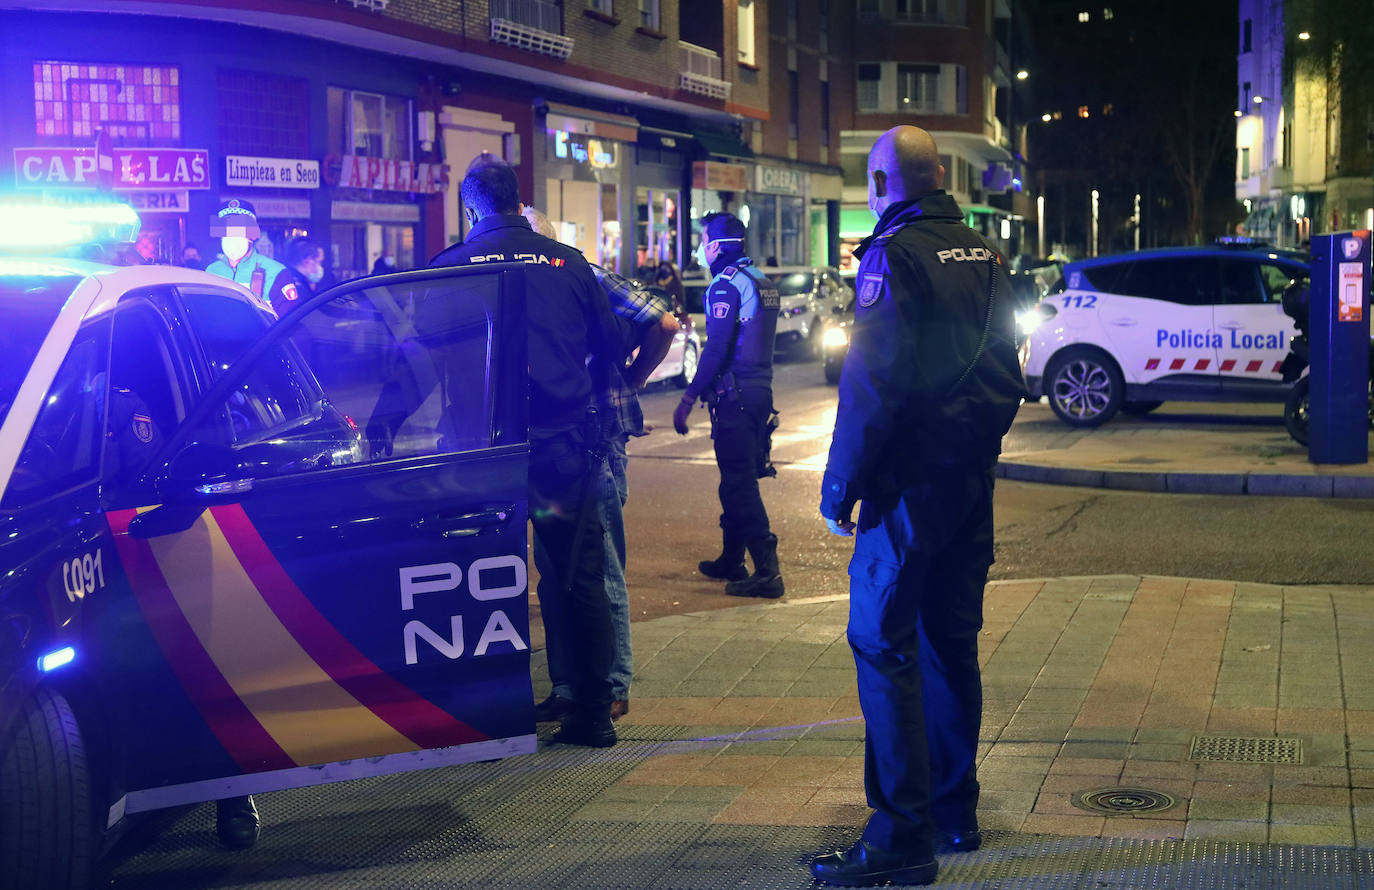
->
[606,360,1374,622]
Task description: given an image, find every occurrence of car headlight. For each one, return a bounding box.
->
[822,326,849,349]
[1016,302,1058,336]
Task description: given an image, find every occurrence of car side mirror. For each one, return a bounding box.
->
[158,442,253,505]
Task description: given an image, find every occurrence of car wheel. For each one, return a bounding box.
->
[0,687,96,890]
[1121,400,1164,416]
[1284,376,1310,446]
[674,341,699,389]
[824,357,842,385]
[1045,348,1124,427]
[807,320,824,360]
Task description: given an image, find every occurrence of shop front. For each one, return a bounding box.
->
[540,103,636,274]
[689,160,749,275]
[222,154,320,263]
[631,127,692,278]
[745,163,807,268]
[323,153,449,279]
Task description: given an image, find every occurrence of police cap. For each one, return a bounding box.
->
[211,198,260,237]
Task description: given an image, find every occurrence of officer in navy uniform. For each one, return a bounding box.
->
[673,212,783,599]
[811,126,1025,887]
[427,158,632,748]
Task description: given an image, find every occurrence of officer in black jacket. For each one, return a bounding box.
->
[811,127,1025,887]
[673,212,783,599]
[428,159,632,748]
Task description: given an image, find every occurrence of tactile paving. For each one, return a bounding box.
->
[108,727,1371,889]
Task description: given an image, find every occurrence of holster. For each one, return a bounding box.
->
[757,409,780,479]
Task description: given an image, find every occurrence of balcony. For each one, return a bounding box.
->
[490,0,574,60]
[336,0,388,9]
[679,42,731,100]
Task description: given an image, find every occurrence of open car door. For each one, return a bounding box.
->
[102,264,530,821]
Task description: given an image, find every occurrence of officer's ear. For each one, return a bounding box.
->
[871,169,888,199]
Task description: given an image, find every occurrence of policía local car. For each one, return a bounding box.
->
[1018,243,1310,426]
[0,206,537,889]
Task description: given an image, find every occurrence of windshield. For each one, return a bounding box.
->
[0,267,82,428]
[775,272,815,297]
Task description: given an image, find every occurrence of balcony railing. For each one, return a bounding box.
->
[679,42,731,100]
[490,0,574,60]
[336,0,388,10]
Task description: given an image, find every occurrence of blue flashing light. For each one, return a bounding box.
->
[39,646,76,672]
[0,198,140,251]
[1012,177,1023,192]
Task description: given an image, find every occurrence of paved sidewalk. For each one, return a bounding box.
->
[111,575,1374,888]
[999,401,1374,497]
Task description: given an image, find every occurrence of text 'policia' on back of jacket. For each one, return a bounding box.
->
[835,192,1026,490]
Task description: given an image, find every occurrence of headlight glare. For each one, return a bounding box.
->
[822,327,849,349]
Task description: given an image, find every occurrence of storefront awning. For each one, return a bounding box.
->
[542,101,638,143]
[638,126,694,151]
[692,127,753,159]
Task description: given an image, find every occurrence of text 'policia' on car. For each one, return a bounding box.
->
[1017,241,1311,427]
[0,198,540,890]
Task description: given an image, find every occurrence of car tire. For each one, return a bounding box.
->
[0,687,95,890]
[674,341,699,389]
[807,320,824,360]
[1284,376,1310,446]
[824,357,842,385]
[1121,400,1164,416]
[1045,347,1124,427]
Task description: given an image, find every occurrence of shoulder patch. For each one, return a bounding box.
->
[857,272,886,308]
[131,413,154,444]
[281,282,299,302]
[721,265,738,279]
[711,301,732,319]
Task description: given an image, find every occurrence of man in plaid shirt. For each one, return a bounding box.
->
[525,208,678,722]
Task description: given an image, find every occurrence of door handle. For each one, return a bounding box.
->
[1218,322,1243,330]
[1107,318,1137,327]
[416,505,516,538]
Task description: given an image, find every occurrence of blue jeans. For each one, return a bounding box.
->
[536,438,633,702]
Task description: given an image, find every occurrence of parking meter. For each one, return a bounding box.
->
[1308,230,1371,464]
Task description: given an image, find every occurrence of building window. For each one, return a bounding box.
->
[1242,81,1251,109]
[820,81,831,147]
[589,0,613,13]
[1242,18,1252,53]
[32,61,181,142]
[217,69,308,157]
[896,0,939,23]
[1103,7,1113,19]
[738,0,756,64]
[1240,146,1251,179]
[1078,10,1090,22]
[788,70,799,140]
[1077,105,1090,118]
[639,0,660,30]
[857,63,881,112]
[898,64,940,112]
[328,87,412,161]
[857,0,880,23]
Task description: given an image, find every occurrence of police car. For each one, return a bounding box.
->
[0,203,536,889]
[1019,244,1310,426]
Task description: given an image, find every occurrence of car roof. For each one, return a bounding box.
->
[1065,246,1309,273]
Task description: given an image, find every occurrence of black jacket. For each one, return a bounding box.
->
[821,192,1026,518]
[430,214,631,439]
[685,255,779,400]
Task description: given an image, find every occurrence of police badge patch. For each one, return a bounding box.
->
[711,301,731,318]
[131,413,154,444]
[857,272,885,308]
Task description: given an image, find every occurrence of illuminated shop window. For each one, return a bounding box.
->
[32,61,181,142]
[1078,105,1090,118]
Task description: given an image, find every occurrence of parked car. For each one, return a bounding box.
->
[1019,243,1310,427]
[0,205,539,888]
[644,295,702,388]
[769,265,850,358]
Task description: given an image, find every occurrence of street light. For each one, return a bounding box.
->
[1016,69,1029,81]
[1298,30,1311,40]
[1041,113,1052,123]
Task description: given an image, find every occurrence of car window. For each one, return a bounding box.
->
[1121,257,1219,305]
[104,304,192,489]
[179,272,508,480]
[1259,262,1306,303]
[2,319,110,510]
[1079,261,1134,295]
[179,286,277,376]
[774,272,815,297]
[0,269,82,430]
[1219,258,1265,304]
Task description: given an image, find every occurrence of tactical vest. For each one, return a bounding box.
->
[726,262,780,390]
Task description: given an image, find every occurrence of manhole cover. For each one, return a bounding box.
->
[1072,787,1177,815]
[1189,735,1302,764]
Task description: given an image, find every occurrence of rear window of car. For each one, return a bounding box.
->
[1079,261,1134,295]
[0,268,83,429]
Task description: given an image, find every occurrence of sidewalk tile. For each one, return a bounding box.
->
[1269,803,1352,825]
[1188,799,1269,822]
[1020,813,1106,836]
[1184,820,1269,843]
[1268,823,1355,846]
[1099,820,1186,841]
[1191,781,1271,802]
[1269,784,1351,806]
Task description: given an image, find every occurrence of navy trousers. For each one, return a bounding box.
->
[847,466,995,852]
[710,385,773,539]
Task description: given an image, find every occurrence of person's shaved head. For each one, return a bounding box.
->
[867,126,945,219]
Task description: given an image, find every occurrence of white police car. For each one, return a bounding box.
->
[0,202,537,889]
[1019,244,1309,426]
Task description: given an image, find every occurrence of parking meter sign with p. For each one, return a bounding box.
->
[1308,231,1371,464]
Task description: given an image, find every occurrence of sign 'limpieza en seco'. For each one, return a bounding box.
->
[225,155,320,189]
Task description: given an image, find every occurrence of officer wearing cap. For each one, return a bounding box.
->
[810,126,1026,887]
[673,212,783,599]
[205,199,300,317]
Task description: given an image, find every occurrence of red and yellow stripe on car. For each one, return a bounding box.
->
[107,504,486,772]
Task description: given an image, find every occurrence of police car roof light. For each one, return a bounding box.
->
[0,198,140,251]
[38,646,76,673]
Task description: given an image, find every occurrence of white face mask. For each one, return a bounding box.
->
[222,236,251,263]
[695,240,711,270]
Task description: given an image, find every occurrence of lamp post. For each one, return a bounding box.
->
[1091,189,1100,257]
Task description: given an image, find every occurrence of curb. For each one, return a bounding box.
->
[996,461,1374,498]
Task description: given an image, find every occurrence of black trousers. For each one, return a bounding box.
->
[710,385,773,540]
[529,433,613,712]
[847,467,995,852]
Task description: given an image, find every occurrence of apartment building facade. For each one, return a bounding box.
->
[1,1,853,278]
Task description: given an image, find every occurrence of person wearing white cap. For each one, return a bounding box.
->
[205,198,299,317]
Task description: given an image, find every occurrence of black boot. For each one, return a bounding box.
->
[216,795,260,851]
[698,532,748,581]
[726,534,784,599]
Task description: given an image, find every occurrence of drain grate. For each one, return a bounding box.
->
[1072,787,1177,815]
[1189,735,1302,764]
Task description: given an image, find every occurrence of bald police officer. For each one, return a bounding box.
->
[673,212,783,599]
[811,126,1025,886]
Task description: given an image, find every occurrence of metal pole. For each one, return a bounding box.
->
[1037,193,1045,258]
[1091,189,1100,257]
[1133,193,1141,252]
